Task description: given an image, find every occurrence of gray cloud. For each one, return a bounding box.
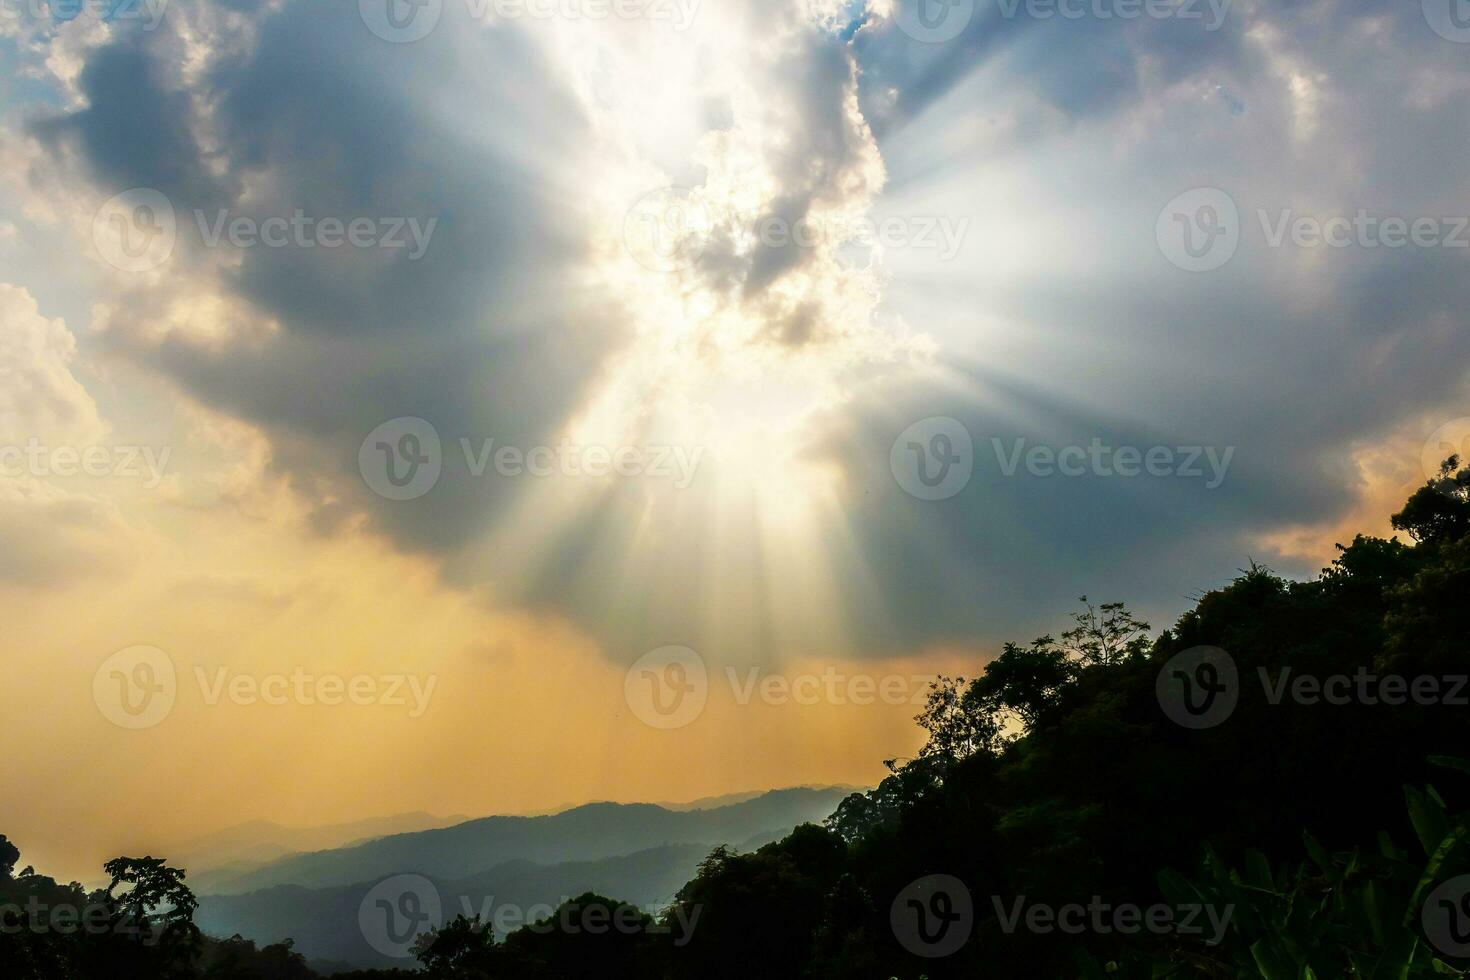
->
[34,0,626,558]
[505,0,1470,660]
[16,0,1470,664]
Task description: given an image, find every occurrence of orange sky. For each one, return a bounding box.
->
[0,420,970,882]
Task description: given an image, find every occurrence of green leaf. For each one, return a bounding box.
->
[1363,929,1418,980]
[1245,850,1276,891]
[1428,756,1470,778]
[1304,833,1333,875]
[1407,818,1470,928]
[1405,784,1452,856]
[1250,938,1299,980]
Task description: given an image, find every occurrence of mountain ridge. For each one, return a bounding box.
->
[193,787,852,969]
[195,786,851,895]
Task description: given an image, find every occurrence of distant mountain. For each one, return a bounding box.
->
[656,784,858,812]
[197,844,714,971]
[198,787,847,895]
[174,811,468,879]
[490,783,860,818]
[194,787,849,970]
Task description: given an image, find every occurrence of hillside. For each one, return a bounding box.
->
[197,844,714,970]
[177,813,469,888]
[195,788,849,896]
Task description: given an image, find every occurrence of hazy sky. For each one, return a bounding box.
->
[2,0,1468,882]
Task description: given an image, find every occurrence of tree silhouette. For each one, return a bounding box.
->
[1394,456,1470,544]
[0,836,17,879]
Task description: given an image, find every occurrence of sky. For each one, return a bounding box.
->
[1,0,1468,883]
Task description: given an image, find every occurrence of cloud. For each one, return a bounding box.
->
[0,283,102,446]
[0,476,138,585]
[170,571,302,607]
[18,0,918,656]
[9,0,1469,664]
[30,0,626,556]
[0,285,143,584]
[796,0,1470,648]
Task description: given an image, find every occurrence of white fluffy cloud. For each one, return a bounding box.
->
[0,283,102,446]
[0,284,138,584]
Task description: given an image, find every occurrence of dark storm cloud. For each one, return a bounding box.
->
[33,42,231,209]
[714,0,1465,655]
[36,0,626,557]
[837,273,1465,653]
[804,241,1470,655]
[23,0,1470,664]
[850,0,1248,140]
